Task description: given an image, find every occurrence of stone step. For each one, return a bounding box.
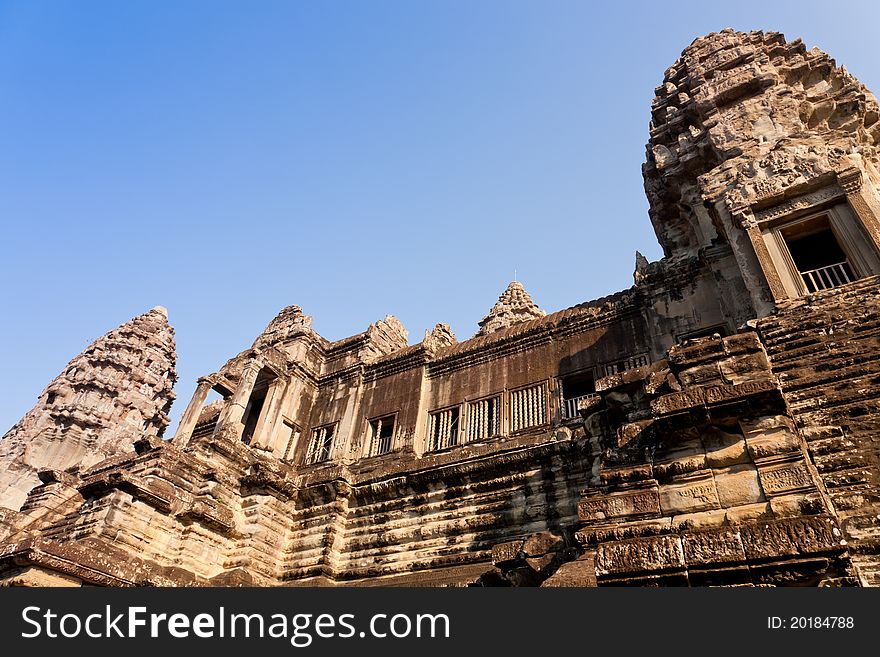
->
[777,359,880,389]
[813,451,870,474]
[820,467,876,489]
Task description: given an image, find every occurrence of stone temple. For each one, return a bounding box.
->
[2,28,880,587]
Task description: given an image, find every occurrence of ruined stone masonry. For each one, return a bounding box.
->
[2,29,880,586]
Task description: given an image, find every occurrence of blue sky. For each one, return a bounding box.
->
[1,0,878,434]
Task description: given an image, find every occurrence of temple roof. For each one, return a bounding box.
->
[477,281,546,337]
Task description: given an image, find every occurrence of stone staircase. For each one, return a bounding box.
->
[757,276,880,585]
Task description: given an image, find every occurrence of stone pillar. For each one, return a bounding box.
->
[716,200,776,315]
[173,378,214,446]
[213,361,261,442]
[250,378,285,452]
[741,216,788,302]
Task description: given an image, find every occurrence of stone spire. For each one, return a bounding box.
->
[643,29,880,259]
[0,307,177,511]
[477,281,546,336]
[252,305,313,351]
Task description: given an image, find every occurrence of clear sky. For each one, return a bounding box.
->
[1,0,878,434]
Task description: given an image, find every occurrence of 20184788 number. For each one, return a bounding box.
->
[768,616,854,629]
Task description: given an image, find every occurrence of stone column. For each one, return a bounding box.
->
[715,200,777,316]
[250,378,285,452]
[173,378,214,446]
[213,361,261,442]
[742,217,788,302]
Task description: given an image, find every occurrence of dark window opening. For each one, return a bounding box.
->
[240,389,266,445]
[369,415,395,456]
[561,373,597,419]
[783,218,857,292]
[46,392,56,405]
[241,369,275,446]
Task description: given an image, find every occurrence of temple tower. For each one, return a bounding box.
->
[0,307,177,510]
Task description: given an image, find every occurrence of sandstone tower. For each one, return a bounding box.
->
[1,30,880,587]
[0,307,176,511]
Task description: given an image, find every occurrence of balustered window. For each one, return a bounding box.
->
[760,203,880,300]
[427,406,460,451]
[465,396,500,442]
[509,383,547,433]
[305,423,335,464]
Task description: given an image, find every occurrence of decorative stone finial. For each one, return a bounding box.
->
[477,281,546,336]
[422,323,457,351]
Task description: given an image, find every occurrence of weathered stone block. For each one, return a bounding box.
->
[651,389,706,414]
[718,353,771,383]
[578,488,661,522]
[659,473,721,515]
[540,553,597,587]
[522,531,564,557]
[491,540,523,566]
[596,535,685,575]
[721,332,764,356]
[744,427,803,460]
[678,363,723,387]
[682,527,746,565]
[757,462,815,495]
[599,464,653,486]
[654,454,707,481]
[740,517,841,560]
[702,427,750,468]
[713,465,764,508]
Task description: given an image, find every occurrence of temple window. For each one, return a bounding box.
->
[368,414,396,456]
[509,383,547,432]
[780,214,856,293]
[465,396,501,442]
[760,202,880,299]
[428,406,460,451]
[240,367,276,446]
[560,372,597,420]
[305,423,335,464]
